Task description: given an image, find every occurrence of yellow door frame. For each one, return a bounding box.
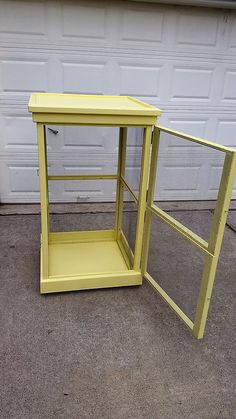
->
[142,126,236,339]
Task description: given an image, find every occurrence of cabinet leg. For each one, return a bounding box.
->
[133,126,152,271]
[37,123,49,279]
[115,127,127,239]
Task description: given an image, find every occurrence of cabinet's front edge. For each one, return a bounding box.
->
[32,113,156,126]
[40,271,142,293]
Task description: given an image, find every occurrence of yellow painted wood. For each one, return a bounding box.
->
[40,269,142,294]
[37,123,49,279]
[39,228,142,292]
[133,126,153,270]
[144,126,236,339]
[144,272,194,331]
[119,229,134,267]
[29,94,161,126]
[117,238,132,270]
[29,93,161,116]
[141,127,160,275]
[39,229,141,292]
[148,204,212,256]
[193,151,236,339]
[115,127,127,240]
[29,94,161,295]
[48,175,117,181]
[49,230,116,244]
[32,113,157,126]
[49,240,128,277]
[157,125,236,154]
[31,90,236,339]
[120,176,138,205]
[115,127,124,237]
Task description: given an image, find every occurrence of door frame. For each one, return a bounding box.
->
[142,126,236,339]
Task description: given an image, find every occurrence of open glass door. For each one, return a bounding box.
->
[142,126,236,339]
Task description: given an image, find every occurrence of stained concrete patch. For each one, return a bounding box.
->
[0,212,235,419]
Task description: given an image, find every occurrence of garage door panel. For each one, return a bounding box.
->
[62,61,107,95]
[45,126,62,152]
[58,183,115,202]
[120,7,164,44]
[0,157,117,203]
[156,155,225,201]
[167,118,207,140]
[119,64,161,98]
[61,2,107,41]
[61,125,117,154]
[0,0,48,39]
[158,113,214,155]
[8,164,39,193]
[221,69,236,102]
[126,127,143,150]
[206,162,236,200]
[60,165,108,196]
[208,165,224,194]
[216,120,236,148]
[0,160,40,202]
[0,0,235,202]
[155,128,226,200]
[47,157,117,202]
[228,16,236,49]
[1,59,48,93]
[174,7,232,52]
[175,11,219,48]
[117,59,167,102]
[170,66,214,102]
[156,161,202,200]
[160,130,203,152]
[0,113,37,151]
[116,60,235,107]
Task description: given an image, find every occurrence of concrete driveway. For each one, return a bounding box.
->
[0,209,235,419]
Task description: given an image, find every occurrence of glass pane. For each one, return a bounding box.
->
[147,216,205,321]
[155,131,226,242]
[155,209,214,243]
[48,177,116,204]
[50,210,115,233]
[121,190,138,254]
[49,178,116,232]
[46,125,119,153]
[124,128,143,196]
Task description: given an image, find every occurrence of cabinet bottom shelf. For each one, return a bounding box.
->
[40,230,142,293]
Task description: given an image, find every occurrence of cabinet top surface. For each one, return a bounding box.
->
[28,93,161,117]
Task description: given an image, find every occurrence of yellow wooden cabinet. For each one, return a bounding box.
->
[29,93,236,339]
[28,93,161,294]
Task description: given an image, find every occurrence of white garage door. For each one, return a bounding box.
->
[0,0,236,203]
